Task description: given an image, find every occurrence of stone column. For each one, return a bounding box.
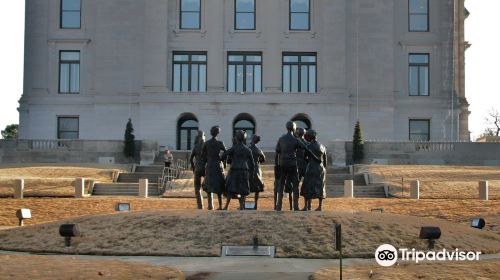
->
[410,180,420,199]
[139,179,149,198]
[75,178,85,198]
[14,179,24,199]
[478,181,488,201]
[344,180,354,198]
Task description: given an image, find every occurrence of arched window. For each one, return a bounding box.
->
[177,114,199,150]
[233,113,256,141]
[291,114,312,130]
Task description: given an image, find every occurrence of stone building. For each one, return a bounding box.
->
[19,0,470,150]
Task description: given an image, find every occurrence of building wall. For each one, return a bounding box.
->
[19,0,469,149]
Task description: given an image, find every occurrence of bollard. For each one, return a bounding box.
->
[478,181,489,201]
[410,180,420,199]
[74,178,85,198]
[14,179,24,199]
[344,180,354,198]
[139,179,149,198]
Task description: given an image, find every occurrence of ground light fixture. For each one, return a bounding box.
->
[116,202,131,212]
[470,218,485,229]
[335,224,343,280]
[16,209,31,226]
[370,208,384,213]
[59,224,81,247]
[419,226,441,249]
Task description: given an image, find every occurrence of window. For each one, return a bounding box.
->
[235,0,255,30]
[180,0,201,29]
[227,53,262,93]
[290,0,310,30]
[409,0,429,32]
[283,53,316,93]
[57,117,79,139]
[409,54,429,96]
[59,51,80,94]
[173,52,207,92]
[60,0,81,29]
[409,119,430,141]
[291,114,311,130]
[177,114,199,150]
[233,114,255,140]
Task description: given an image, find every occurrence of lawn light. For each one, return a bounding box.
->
[59,224,81,247]
[16,209,31,226]
[116,202,131,212]
[371,208,384,213]
[419,227,441,249]
[470,218,485,229]
[335,224,343,280]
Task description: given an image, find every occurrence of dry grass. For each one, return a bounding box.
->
[0,166,123,197]
[0,254,184,280]
[359,165,500,199]
[314,259,500,280]
[0,211,498,258]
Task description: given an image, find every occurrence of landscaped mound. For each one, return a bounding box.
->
[0,166,122,197]
[0,254,183,280]
[0,211,498,258]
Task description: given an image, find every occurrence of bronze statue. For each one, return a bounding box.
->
[300,129,327,211]
[275,121,319,211]
[295,127,308,211]
[249,135,266,210]
[189,130,206,209]
[201,126,226,210]
[222,130,254,210]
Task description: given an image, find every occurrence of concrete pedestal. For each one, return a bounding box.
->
[14,179,24,199]
[75,178,85,198]
[410,180,420,199]
[479,181,489,201]
[344,180,354,198]
[139,179,149,198]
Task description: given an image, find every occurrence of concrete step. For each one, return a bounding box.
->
[326,184,386,198]
[326,174,365,185]
[92,183,160,196]
[117,173,161,183]
[135,165,164,173]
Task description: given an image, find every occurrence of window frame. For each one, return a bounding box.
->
[233,116,256,139]
[282,52,317,93]
[57,116,80,140]
[409,119,430,141]
[172,51,207,92]
[408,53,430,96]
[289,0,311,31]
[227,52,262,93]
[234,0,256,30]
[58,50,81,94]
[179,0,201,30]
[60,0,82,29]
[408,0,429,32]
[177,116,199,150]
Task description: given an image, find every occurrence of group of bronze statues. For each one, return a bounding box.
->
[189,121,327,211]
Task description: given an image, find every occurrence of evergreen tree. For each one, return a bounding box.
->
[352,120,364,164]
[123,118,136,159]
[1,124,19,139]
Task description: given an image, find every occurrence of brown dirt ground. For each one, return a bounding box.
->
[314,259,500,280]
[1,197,499,233]
[0,254,184,280]
[359,165,500,199]
[0,211,499,258]
[0,166,123,197]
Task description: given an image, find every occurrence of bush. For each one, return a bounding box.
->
[352,120,364,164]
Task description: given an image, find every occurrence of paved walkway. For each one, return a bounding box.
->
[1,251,499,280]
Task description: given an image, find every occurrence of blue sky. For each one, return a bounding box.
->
[0,1,498,140]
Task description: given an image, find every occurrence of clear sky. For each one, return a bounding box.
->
[0,1,498,140]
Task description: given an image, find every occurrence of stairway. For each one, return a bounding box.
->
[92,165,164,197]
[325,166,387,198]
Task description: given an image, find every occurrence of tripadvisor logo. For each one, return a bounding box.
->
[375,244,482,267]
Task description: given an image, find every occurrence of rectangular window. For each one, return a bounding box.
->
[290,0,310,30]
[409,119,430,141]
[227,52,262,93]
[282,53,316,93]
[409,0,429,32]
[57,117,79,139]
[59,51,80,94]
[180,0,201,29]
[409,54,429,96]
[235,0,255,30]
[173,52,207,92]
[60,0,81,29]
